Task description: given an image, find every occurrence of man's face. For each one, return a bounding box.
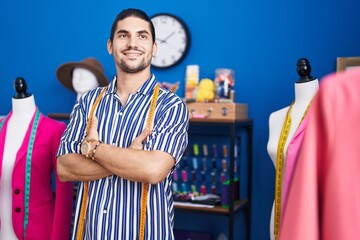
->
[107,16,157,73]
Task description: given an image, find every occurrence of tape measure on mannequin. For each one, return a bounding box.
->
[76,86,108,240]
[273,104,292,240]
[273,100,313,240]
[139,84,160,240]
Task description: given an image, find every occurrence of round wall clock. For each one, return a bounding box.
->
[150,13,190,69]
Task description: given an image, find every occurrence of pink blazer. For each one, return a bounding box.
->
[0,111,73,240]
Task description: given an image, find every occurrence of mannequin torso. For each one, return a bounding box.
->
[267,78,319,240]
[267,79,319,163]
[0,95,36,239]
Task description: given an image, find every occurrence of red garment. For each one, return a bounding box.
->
[280,68,360,240]
[0,111,73,240]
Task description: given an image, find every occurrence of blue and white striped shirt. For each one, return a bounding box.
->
[57,74,189,240]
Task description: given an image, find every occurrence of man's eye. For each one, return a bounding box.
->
[139,35,147,39]
[119,34,127,39]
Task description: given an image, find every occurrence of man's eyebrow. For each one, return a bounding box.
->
[116,29,129,35]
[137,30,150,35]
[116,29,150,36]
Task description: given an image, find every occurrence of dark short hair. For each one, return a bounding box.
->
[109,8,155,44]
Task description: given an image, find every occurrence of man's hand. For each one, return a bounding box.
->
[88,116,150,150]
[130,128,150,150]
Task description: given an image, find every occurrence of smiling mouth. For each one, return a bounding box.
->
[124,52,142,57]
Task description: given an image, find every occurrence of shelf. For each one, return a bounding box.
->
[175,199,249,215]
[174,119,253,240]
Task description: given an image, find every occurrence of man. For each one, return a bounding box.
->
[57,8,189,240]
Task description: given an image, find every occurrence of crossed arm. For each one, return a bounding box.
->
[57,117,175,184]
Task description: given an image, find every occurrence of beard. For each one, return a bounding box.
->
[119,58,148,73]
[117,47,153,73]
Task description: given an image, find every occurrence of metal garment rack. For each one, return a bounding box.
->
[174,119,253,240]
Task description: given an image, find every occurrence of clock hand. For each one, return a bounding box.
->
[156,32,176,44]
[156,37,165,43]
[162,32,175,43]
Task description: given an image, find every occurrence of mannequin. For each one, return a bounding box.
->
[56,57,109,102]
[0,78,73,239]
[72,67,99,101]
[267,58,319,240]
[0,77,35,239]
[280,68,360,240]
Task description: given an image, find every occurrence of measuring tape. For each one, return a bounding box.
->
[0,109,40,238]
[139,84,160,240]
[76,86,108,240]
[273,100,313,240]
[273,104,292,240]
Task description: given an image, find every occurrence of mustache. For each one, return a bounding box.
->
[117,47,144,58]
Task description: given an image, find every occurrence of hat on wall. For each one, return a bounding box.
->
[56,57,109,92]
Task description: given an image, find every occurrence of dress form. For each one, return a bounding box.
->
[267,58,319,240]
[0,77,36,239]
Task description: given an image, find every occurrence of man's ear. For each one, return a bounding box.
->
[152,41,157,57]
[107,39,113,54]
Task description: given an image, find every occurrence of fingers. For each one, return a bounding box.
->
[129,128,151,150]
[134,128,150,144]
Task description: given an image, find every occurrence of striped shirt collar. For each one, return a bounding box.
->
[107,73,158,96]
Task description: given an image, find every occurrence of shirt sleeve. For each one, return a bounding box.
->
[56,99,87,157]
[145,96,189,167]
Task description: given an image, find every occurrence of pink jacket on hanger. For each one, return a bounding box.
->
[0,111,73,240]
[280,68,360,240]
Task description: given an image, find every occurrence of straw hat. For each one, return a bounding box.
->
[56,57,108,92]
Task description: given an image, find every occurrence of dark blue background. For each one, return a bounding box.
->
[1,1,360,239]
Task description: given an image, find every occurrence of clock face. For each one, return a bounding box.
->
[151,13,190,69]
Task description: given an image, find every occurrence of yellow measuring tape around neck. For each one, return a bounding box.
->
[76,87,108,240]
[139,84,160,240]
[273,100,313,240]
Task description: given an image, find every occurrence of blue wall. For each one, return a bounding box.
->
[1,0,360,239]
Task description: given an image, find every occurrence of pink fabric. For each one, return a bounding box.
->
[0,111,73,240]
[280,68,360,240]
[282,115,309,211]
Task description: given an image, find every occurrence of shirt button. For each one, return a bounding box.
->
[119,112,123,116]
[103,209,107,214]
[14,189,20,194]
[15,207,21,213]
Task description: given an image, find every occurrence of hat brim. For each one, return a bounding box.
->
[56,61,108,93]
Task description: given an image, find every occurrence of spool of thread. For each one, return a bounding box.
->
[191,170,196,182]
[221,172,226,182]
[192,157,198,170]
[193,143,199,156]
[191,184,197,193]
[181,183,187,192]
[201,184,207,195]
[202,158,207,171]
[212,158,217,169]
[211,185,216,194]
[222,159,227,171]
[223,145,228,158]
[182,170,188,182]
[212,144,218,157]
[211,172,216,183]
[173,182,178,192]
[202,144,208,157]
